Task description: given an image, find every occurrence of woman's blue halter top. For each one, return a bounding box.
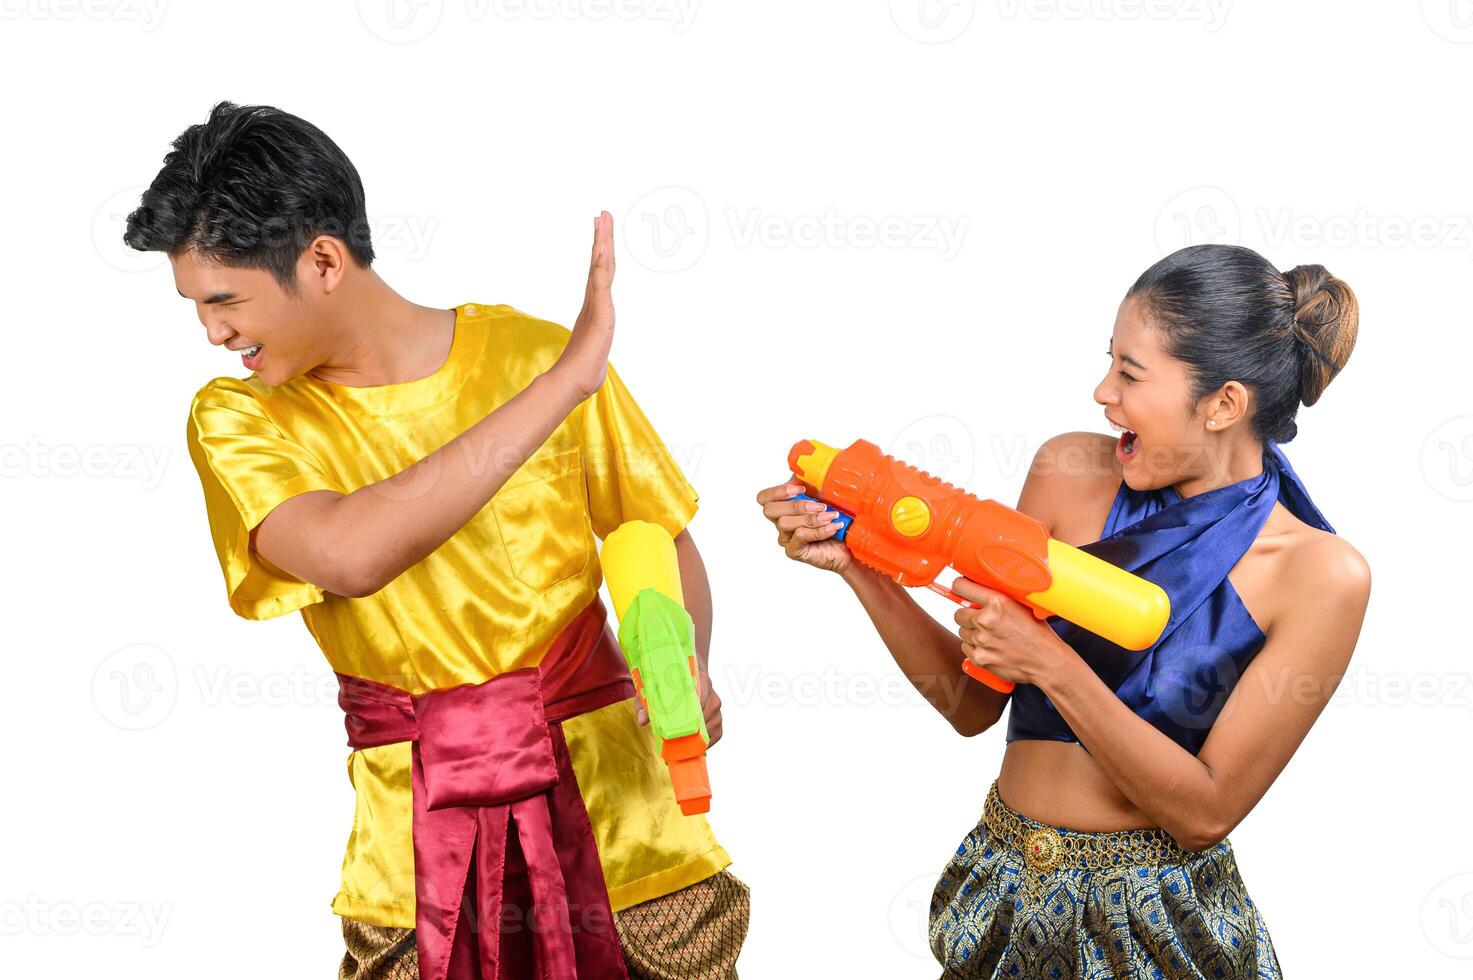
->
[1005,440,1335,755]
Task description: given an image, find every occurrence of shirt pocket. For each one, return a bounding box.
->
[491,448,594,592]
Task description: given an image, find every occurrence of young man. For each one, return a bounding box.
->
[125,102,747,979]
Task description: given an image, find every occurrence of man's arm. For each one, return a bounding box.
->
[674,529,711,673]
[254,213,616,599]
[673,528,723,746]
[255,371,586,598]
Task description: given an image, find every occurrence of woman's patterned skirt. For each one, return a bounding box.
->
[928,782,1281,979]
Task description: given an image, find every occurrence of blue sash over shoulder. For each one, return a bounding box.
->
[1005,441,1334,754]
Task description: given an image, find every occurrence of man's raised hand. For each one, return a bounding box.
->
[552,210,617,400]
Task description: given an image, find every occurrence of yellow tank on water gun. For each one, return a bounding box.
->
[788,438,1171,694]
[600,521,711,815]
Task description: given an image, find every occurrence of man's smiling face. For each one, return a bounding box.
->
[172,249,321,387]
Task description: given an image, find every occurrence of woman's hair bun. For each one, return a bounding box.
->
[1282,264,1358,407]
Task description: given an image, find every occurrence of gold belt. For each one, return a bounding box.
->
[982,782,1192,876]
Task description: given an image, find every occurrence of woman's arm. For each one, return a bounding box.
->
[841,561,1009,736]
[253,213,616,598]
[1020,535,1371,849]
[758,434,1098,736]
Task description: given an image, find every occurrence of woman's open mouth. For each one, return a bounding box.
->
[1117,429,1139,462]
[1107,418,1139,463]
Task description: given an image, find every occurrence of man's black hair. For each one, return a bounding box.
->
[124,101,374,288]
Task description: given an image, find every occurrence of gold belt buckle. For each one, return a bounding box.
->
[1023,827,1063,873]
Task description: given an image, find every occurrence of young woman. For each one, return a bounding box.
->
[756,244,1369,977]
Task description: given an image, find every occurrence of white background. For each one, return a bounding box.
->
[3,0,1472,976]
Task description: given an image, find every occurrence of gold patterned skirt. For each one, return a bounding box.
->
[339,869,750,980]
[928,783,1281,979]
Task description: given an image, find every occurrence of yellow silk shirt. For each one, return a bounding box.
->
[185,303,730,927]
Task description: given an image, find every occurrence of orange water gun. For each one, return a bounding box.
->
[788,438,1170,693]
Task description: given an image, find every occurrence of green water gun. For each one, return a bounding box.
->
[601,521,711,815]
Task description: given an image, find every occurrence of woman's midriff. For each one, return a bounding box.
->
[996,739,1156,831]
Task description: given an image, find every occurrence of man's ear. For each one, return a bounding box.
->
[302,235,349,295]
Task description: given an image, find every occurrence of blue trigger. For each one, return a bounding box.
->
[789,492,853,542]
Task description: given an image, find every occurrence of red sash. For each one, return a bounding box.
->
[336,598,634,980]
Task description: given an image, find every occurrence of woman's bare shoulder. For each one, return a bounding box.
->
[1258,511,1371,650]
[1019,431,1123,541]
[1262,501,1369,583]
[1283,524,1371,599]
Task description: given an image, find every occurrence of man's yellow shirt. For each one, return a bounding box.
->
[185,303,729,927]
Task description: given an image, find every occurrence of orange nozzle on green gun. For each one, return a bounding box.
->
[787,438,1171,694]
[600,521,712,816]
